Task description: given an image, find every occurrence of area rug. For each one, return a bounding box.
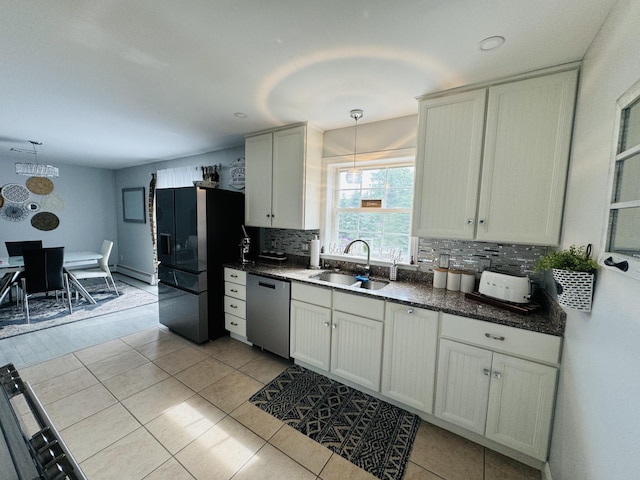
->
[249,364,420,480]
[0,280,157,339]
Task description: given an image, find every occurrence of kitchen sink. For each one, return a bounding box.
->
[311,272,389,290]
[356,279,389,290]
[311,272,359,285]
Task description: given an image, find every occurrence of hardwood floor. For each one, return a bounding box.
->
[0,274,159,369]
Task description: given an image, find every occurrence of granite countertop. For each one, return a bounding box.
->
[226,261,566,337]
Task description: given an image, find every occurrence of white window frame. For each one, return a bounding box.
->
[600,79,640,281]
[321,148,417,266]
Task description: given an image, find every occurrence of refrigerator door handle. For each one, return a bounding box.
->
[160,233,171,256]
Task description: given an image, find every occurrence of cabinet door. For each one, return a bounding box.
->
[290,299,332,371]
[330,310,383,391]
[412,89,486,239]
[272,126,306,229]
[245,132,274,227]
[435,339,492,435]
[477,70,577,245]
[485,353,558,460]
[381,304,439,413]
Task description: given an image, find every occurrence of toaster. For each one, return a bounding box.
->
[478,271,531,304]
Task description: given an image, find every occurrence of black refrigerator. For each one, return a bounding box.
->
[156,186,244,343]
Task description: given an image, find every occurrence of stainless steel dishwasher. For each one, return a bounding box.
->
[246,274,291,359]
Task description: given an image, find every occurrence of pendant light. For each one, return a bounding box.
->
[346,109,363,184]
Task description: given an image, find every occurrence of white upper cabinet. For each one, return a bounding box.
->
[412,69,578,245]
[245,123,323,229]
[244,132,273,228]
[412,89,487,240]
[477,70,577,244]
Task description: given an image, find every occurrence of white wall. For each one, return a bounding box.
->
[0,160,117,259]
[550,1,640,478]
[114,146,244,280]
[322,114,417,157]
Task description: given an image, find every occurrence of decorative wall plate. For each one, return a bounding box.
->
[1,184,30,203]
[26,176,54,195]
[31,211,60,231]
[0,203,28,222]
[24,201,41,213]
[40,193,65,212]
[229,158,245,190]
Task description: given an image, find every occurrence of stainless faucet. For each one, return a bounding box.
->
[343,239,371,277]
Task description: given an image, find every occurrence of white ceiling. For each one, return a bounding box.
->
[0,0,616,170]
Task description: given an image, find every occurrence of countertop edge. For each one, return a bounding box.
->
[225,262,566,337]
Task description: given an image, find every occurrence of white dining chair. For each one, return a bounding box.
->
[71,240,119,298]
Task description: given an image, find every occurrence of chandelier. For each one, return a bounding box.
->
[12,141,59,177]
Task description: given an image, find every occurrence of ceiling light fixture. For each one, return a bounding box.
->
[12,141,59,177]
[479,36,505,52]
[346,109,363,184]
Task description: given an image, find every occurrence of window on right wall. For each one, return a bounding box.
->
[604,80,640,279]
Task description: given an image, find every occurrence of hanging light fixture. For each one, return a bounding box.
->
[346,109,363,184]
[12,140,59,177]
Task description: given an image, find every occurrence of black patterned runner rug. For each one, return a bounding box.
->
[249,364,420,480]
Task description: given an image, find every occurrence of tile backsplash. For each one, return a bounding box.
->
[260,229,547,281]
[260,229,320,255]
[417,238,547,281]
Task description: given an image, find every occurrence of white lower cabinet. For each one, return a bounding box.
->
[290,284,384,391]
[223,268,248,340]
[290,299,332,370]
[330,309,383,391]
[381,303,439,414]
[484,352,557,459]
[290,283,332,371]
[435,316,560,461]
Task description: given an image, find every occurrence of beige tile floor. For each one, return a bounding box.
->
[18,328,542,480]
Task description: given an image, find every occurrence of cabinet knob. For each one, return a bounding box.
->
[230,289,238,293]
[467,219,474,225]
[483,368,491,376]
[332,324,337,329]
[407,308,413,314]
[323,322,330,327]
[230,322,238,326]
[230,304,237,309]
[230,274,238,278]
[479,219,486,225]
[492,371,502,380]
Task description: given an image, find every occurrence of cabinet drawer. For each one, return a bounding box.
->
[291,282,332,306]
[440,313,561,364]
[333,291,384,321]
[224,296,246,319]
[225,314,246,336]
[224,282,246,300]
[224,268,246,285]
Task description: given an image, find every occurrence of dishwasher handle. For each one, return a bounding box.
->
[258,281,276,289]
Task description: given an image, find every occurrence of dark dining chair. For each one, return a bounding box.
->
[3,241,43,307]
[20,247,72,323]
[5,240,43,257]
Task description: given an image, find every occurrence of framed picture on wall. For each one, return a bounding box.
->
[122,187,146,223]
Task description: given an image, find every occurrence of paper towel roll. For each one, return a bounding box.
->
[310,237,320,268]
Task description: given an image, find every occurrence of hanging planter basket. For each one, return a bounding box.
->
[552,268,595,312]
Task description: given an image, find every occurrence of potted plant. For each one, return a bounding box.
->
[535,244,598,312]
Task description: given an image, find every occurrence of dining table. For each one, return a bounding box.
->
[0,251,103,306]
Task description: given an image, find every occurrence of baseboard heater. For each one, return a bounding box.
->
[0,364,86,480]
